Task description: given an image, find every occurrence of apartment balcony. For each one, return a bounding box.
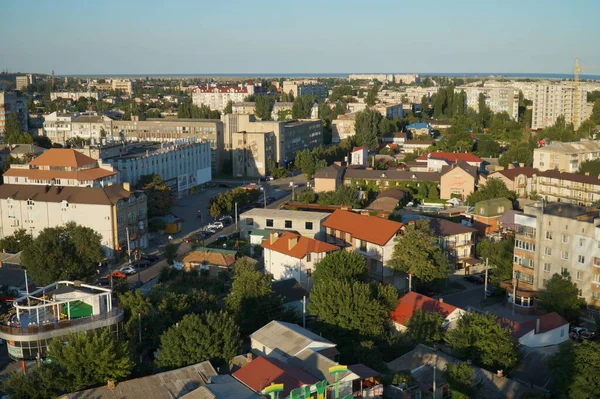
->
[446,240,473,249]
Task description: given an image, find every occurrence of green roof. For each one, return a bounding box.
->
[474,198,512,217]
[249,229,272,238]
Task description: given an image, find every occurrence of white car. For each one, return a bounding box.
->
[208,222,224,230]
[119,266,137,275]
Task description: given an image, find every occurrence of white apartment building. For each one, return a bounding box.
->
[0,92,28,134]
[405,87,440,103]
[42,111,80,143]
[15,74,34,91]
[192,82,255,111]
[281,81,327,99]
[348,73,422,84]
[240,209,331,240]
[50,92,103,101]
[531,83,588,130]
[456,85,519,120]
[111,79,133,94]
[533,139,600,172]
[70,114,113,143]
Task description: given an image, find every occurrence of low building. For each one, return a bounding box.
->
[0,144,46,166]
[390,292,465,332]
[331,113,357,143]
[351,146,367,166]
[472,198,513,235]
[0,281,123,360]
[382,132,406,145]
[344,167,441,190]
[406,122,432,136]
[314,163,344,193]
[70,114,113,144]
[488,167,537,198]
[402,140,433,154]
[507,312,569,348]
[367,189,407,213]
[262,231,339,290]
[416,151,483,172]
[175,247,237,279]
[240,209,331,240]
[439,161,479,200]
[427,218,477,268]
[231,101,256,115]
[0,91,28,134]
[50,92,103,101]
[231,131,276,178]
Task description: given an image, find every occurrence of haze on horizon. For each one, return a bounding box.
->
[2,0,599,76]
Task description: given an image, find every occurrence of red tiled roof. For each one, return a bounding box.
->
[322,209,403,246]
[192,85,249,94]
[352,146,365,152]
[233,356,319,397]
[261,232,339,259]
[3,167,117,181]
[490,167,537,181]
[29,149,98,168]
[390,292,458,326]
[416,152,482,163]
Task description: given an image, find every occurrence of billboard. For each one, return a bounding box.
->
[177,173,197,192]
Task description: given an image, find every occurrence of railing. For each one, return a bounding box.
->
[446,240,473,248]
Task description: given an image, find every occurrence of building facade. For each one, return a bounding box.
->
[15,74,34,91]
[533,139,600,172]
[456,85,519,120]
[50,92,103,101]
[70,114,113,144]
[331,113,357,143]
[42,111,80,144]
[531,83,588,130]
[192,82,255,111]
[282,81,327,99]
[231,131,276,178]
[240,209,331,240]
[0,92,28,135]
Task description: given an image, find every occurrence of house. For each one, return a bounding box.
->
[62,361,218,399]
[314,163,344,193]
[351,146,368,166]
[390,292,466,332]
[175,247,237,278]
[382,132,406,145]
[406,122,432,136]
[507,312,569,348]
[487,167,537,198]
[331,112,357,143]
[439,161,478,200]
[472,198,513,235]
[240,209,331,240]
[402,140,434,154]
[386,344,540,399]
[183,374,261,399]
[423,119,452,130]
[322,209,404,288]
[367,189,408,213]
[272,278,309,315]
[262,231,339,290]
[344,167,441,189]
[416,151,483,172]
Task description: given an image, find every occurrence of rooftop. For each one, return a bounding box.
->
[314,163,344,180]
[179,248,237,268]
[0,183,139,206]
[250,320,335,358]
[183,374,260,399]
[390,292,458,326]
[261,232,339,259]
[28,148,98,168]
[241,208,331,221]
[417,151,483,163]
[271,278,309,304]
[541,202,598,219]
[344,167,441,182]
[322,209,403,246]
[537,139,600,154]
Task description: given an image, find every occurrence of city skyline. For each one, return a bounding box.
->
[2,0,599,76]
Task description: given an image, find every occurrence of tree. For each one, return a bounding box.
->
[579,159,600,177]
[33,135,52,149]
[317,185,360,208]
[389,220,452,286]
[465,178,516,206]
[309,279,397,338]
[292,96,316,119]
[354,109,382,151]
[298,189,317,203]
[591,98,600,125]
[223,100,233,114]
[156,311,242,369]
[5,114,33,144]
[21,222,104,285]
[538,272,585,322]
[267,159,288,179]
[312,250,368,286]
[0,228,33,253]
[444,362,480,398]
[499,141,535,168]
[47,329,134,392]
[177,100,220,119]
[427,185,440,200]
[476,236,514,284]
[137,174,174,217]
[1,364,61,399]
[117,290,154,355]
[406,309,445,345]
[255,95,274,120]
[163,243,178,265]
[295,149,326,179]
[444,312,519,371]
[226,258,288,334]
[365,86,378,107]
[549,340,600,398]
[476,135,501,157]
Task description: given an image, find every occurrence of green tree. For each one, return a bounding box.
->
[406,309,445,345]
[590,98,600,125]
[117,290,154,355]
[389,220,452,286]
[223,100,233,114]
[137,174,174,217]
[0,228,33,253]
[47,329,134,392]
[298,189,317,203]
[549,340,600,399]
[312,250,368,286]
[33,135,52,149]
[499,141,535,168]
[427,185,440,200]
[354,109,382,151]
[177,100,221,119]
[579,159,600,177]
[476,135,501,157]
[476,235,514,284]
[309,279,397,337]
[295,148,326,179]
[444,312,519,371]
[255,95,274,120]
[444,362,480,398]
[317,185,360,207]
[163,243,178,265]
[156,311,242,369]
[267,159,288,179]
[21,222,104,285]
[465,178,516,206]
[5,113,33,144]
[365,86,378,107]
[1,364,61,399]
[291,96,316,119]
[538,272,585,322]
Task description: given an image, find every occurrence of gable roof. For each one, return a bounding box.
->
[352,146,365,152]
[182,375,260,399]
[314,163,344,180]
[474,198,513,217]
[441,160,478,178]
[426,217,477,236]
[0,183,137,206]
[506,312,569,339]
[179,248,237,268]
[250,320,335,357]
[344,167,441,182]
[233,356,319,397]
[3,166,117,182]
[261,232,339,259]
[490,167,537,181]
[28,148,98,168]
[390,292,458,326]
[322,209,403,246]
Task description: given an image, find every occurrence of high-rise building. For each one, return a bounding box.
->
[15,74,34,91]
[456,85,520,120]
[0,92,28,134]
[531,83,588,130]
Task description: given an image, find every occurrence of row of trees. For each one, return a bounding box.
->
[177,100,221,119]
[208,187,260,219]
[297,186,361,208]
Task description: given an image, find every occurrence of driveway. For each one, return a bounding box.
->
[508,346,557,392]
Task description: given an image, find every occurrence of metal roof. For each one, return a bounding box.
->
[250,321,334,357]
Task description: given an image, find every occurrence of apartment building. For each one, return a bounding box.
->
[240,209,331,240]
[42,111,80,143]
[50,91,103,101]
[405,87,440,103]
[111,79,133,94]
[505,202,600,314]
[282,81,327,99]
[0,92,28,134]
[70,114,113,143]
[192,82,255,111]
[15,75,34,91]
[531,83,588,130]
[331,112,357,143]
[372,103,405,119]
[533,139,600,172]
[456,85,519,120]
[231,131,276,178]
[101,141,211,197]
[231,102,256,115]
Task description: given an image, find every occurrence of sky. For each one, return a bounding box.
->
[2,0,599,75]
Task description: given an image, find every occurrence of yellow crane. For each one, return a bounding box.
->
[573,57,600,128]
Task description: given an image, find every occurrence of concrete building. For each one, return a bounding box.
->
[192,82,255,111]
[331,112,357,143]
[42,111,80,144]
[533,139,600,172]
[0,92,28,134]
[0,281,123,360]
[393,74,421,84]
[351,146,367,166]
[15,74,34,91]
[111,79,133,94]
[504,202,600,314]
[531,82,588,130]
[101,141,211,197]
[472,198,513,235]
[439,161,478,200]
[348,74,393,83]
[405,87,440,103]
[50,91,103,101]
[456,85,519,120]
[372,103,405,119]
[240,208,331,240]
[70,114,113,144]
[415,152,483,173]
[282,81,327,99]
[402,140,434,154]
[231,102,256,115]
[231,131,276,178]
[271,101,294,120]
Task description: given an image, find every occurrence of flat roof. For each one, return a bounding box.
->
[241,208,331,220]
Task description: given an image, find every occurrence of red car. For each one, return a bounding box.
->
[106,271,126,280]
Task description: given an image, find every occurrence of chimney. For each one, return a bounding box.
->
[107,380,116,390]
[269,231,278,245]
[288,235,299,250]
[123,182,130,192]
[585,172,590,176]
[507,164,515,170]
[535,318,540,334]
[438,298,444,303]
[246,352,253,363]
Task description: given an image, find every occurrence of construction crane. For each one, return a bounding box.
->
[573,57,600,128]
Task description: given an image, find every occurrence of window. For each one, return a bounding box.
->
[305,221,313,230]
[544,263,551,272]
[266,219,273,227]
[306,253,311,262]
[497,206,505,213]
[579,238,585,247]
[285,220,292,228]
[578,255,585,264]
[545,231,552,240]
[360,240,367,252]
[576,271,583,281]
[561,267,568,275]
[306,268,312,277]
[545,247,552,255]
[561,251,569,260]
[562,234,569,243]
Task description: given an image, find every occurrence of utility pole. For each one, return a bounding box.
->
[302,296,306,329]
[432,354,437,397]
[138,313,143,363]
[408,273,412,292]
[484,258,489,300]
[263,184,267,208]
[235,202,238,234]
[512,271,518,316]
[126,227,132,265]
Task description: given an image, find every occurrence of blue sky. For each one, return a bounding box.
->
[1,0,598,75]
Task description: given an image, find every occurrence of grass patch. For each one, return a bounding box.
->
[479,295,504,308]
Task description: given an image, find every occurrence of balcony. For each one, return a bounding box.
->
[446,240,473,249]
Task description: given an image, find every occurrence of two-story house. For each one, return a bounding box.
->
[321,210,404,288]
[240,209,330,240]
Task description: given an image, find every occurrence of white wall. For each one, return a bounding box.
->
[518,325,569,348]
[264,247,329,290]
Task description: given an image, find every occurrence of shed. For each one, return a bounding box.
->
[163,214,183,234]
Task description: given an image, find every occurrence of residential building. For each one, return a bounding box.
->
[50,91,103,101]
[282,81,327,99]
[533,139,600,172]
[322,209,404,288]
[390,292,466,332]
[405,86,440,103]
[0,144,46,165]
[240,209,331,239]
[231,131,276,177]
[406,122,432,136]
[416,151,483,172]
[15,74,34,91]
[506,312,569,348]
[382,132,406,145]
[192,82,255,111]
[42,111,80,143]
[271,101,294,120]
[345,102,368,113]
[456,85,520,120]
[0,91,28,134]
[402,140,433,154]
[331,112,357,143]
[350,146,367,165]
[348,74,394,83]
[372,103,405,119]
[367,189,407,213]
[3,148,119,188]
[439,161,479,200]
[231,101,256,115]
[262,231,339,290]
[393,74,421,84]
[70,114,113,144]
[175,247,237,279]
[344,167,441,189]
[0,281,123,360]
[0,182,147,258]
[111,79,133,94]
[188,374,260,399]
[472,198,513,235]
[504,202,600,313]
[314,163,344,193]
[423,118,452,130]
[488,167,537,198]
[101,141,211,197]
[531,82,588,129]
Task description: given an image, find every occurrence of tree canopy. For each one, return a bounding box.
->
[476,235,514,284]
[406,309,445,345]
[316,185,360,208]
[208,187,260,218]
[291,96,316,119]
[255,95,274,120]
[549,340,600,399]
[295,148,327,179]
[0,228,33,253]
[21,222,104,285]
[137,174,174,218]
[354,109,382,151]
[444,362,480,399]
[538,272,585,322]
[465,178,516,206]
[177,100,221,119]
[1,364,61,399]
[156,311,242,369]
[312,250,368,286]
[579,159,600,177]
[5,113,33,144]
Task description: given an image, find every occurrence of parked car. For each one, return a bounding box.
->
[119,266,138,275]
[485,285,498,297]
[463,274,485,284]
[207,222,224,230]
[136,259,152,268]
[203,228,216,235]
[141,253,159,262]
[571,327,595,340]
[107,271,126,280]
[218,183,231,188]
